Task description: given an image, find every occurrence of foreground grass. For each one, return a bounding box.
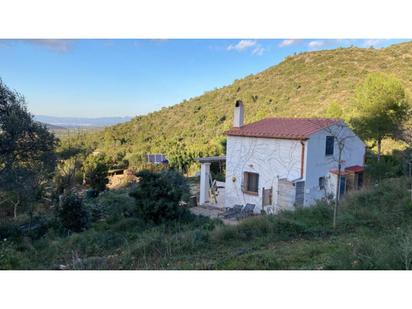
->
[1,178,412,270]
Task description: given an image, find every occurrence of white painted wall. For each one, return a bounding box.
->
[303,122,365,205]
[224,136,303,213]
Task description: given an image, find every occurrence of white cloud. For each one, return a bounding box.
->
[227,40,257,51]
[308,40,325,48]
[26,39,72,52]
[363,39,385,47]
[279,39,297,47]
[252,46,265,56]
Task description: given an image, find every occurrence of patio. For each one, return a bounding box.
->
[190,205,240,225]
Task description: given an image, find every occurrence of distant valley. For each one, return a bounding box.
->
[34,115,133,128]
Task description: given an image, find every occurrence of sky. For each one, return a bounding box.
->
[0,39,409,118]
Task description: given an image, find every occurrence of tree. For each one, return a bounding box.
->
[352,73,410,161]
[129,170,190,224]
[54,157,83,195]
[0,79,57,219]
[83,153,109,193]
[58,193,90,232]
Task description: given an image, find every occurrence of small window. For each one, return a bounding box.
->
[319,177,326,190]
[325,136,334,156]
[243,172,259,195]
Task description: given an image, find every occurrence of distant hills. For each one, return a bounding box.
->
[34,115,132,128]
[68,41,412,159]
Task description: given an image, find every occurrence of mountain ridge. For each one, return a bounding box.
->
[67,41,412,164]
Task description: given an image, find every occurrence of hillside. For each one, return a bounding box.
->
[72,42,412,166]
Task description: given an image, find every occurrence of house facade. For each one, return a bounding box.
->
[223,101,365,213]
[198,101,366,214]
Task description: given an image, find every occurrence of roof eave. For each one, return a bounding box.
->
[225,132,309,141]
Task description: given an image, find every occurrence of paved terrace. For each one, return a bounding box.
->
[190,205,240,225]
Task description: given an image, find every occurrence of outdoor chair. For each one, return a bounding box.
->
[236,203,255,220]
[219,204,243,219]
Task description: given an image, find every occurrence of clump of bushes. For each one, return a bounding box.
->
[337,177,412,230]
[129,169,191,224]
[365,155,402,182]
[59,193,90,233]
[85,189,136,223]
[83,154,109,195]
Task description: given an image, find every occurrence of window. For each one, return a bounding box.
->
[325,136,334,156]
[243,172,259,195]
[319,177,326,190]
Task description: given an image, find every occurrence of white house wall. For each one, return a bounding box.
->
[224,136,303,212]
[304,123,365,205]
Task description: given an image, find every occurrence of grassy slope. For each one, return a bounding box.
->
[89,42,412,157]
[2,178,412,270]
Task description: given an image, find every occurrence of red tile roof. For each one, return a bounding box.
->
[330,165,364,175]
[225,118,341,140]
[345,165,364,173]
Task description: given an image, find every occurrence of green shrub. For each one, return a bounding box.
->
[86,190,136,223]
[338,178,412,230]
[0,221,22,241]
[83,154,109,194]
[60,230,128,261]
[0,240,29,269]
[365,155,402,181]
[129,170,191,224]
[111,217,146,233]
[59,193,90,233]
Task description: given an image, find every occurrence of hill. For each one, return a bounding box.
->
[67,42,412,169]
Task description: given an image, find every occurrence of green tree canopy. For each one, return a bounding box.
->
[129,169,190,224]
[0,79,58,218]
[83,153,109,193]
[351,73,410,160]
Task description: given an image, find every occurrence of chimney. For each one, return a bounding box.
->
[233,100,244,127]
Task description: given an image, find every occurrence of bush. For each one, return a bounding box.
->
[129,170,191,224]
[85,190,136,223]
[0,221,22,241]
[338,178,412,230]
[365,155,402,182]
[59,193,90,233]
[83,154,109,194]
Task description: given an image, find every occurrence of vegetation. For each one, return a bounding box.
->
[1,178,412,270]
[129,170,191,224]
[59,193,90,233]
[352,73,410,160]
[83,153,109,194]
[0,79,58,219]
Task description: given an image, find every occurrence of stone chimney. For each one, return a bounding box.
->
[233,100,244,127]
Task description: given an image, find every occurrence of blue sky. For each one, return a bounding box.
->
[0,39,409,117]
